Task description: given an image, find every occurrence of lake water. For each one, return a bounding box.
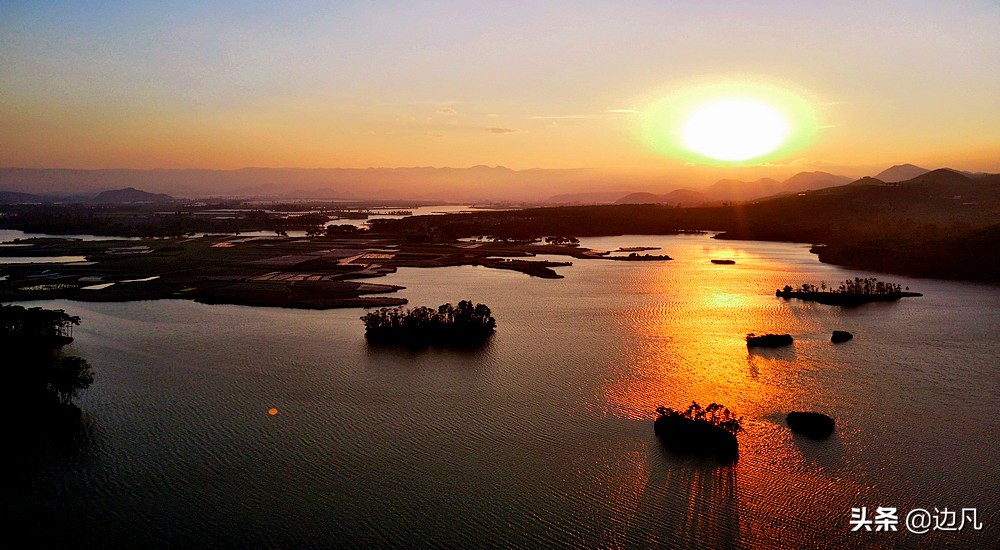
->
[10,234,999,548]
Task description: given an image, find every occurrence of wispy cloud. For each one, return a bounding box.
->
[425,132,445,138]
[486,127,520,134]
[529,109,637,119]
[529,114,595,120]
[437,107,457,115]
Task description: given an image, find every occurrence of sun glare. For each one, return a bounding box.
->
[681,99,789,162]
[639,77,820,165]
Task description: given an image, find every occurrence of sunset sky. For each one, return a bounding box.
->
[2,1,998,175]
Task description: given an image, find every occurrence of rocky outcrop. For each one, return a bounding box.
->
[831,330,853,343]
[746,333,793,348]
[786,412,835,439]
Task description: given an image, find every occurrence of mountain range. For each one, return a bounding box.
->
[616,171,855,205]
[0,166,610,203]
[0,163,994,204]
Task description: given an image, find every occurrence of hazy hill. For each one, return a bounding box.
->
[616,189,708,205]
[545,191,633,205]
[92,187,176,203]
[701,178,782,202]
[0,166,638,203]
[780,171,853,191]
[0,191,45,204]
[874,163,930,182]
[614,171,853,206]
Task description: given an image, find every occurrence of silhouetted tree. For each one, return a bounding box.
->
[47,356,94,406]
[657,401,743,434]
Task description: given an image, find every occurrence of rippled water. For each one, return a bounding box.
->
[10,234,999,548]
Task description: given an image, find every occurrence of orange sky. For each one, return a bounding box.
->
[2,1,998,176]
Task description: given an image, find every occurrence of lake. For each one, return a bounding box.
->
[10,234,999,548]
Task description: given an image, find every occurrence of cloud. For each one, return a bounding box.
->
[486,113,498,117]
[437,107,457,115]
[486,127,520,134]
[529,109,637,120]
[529,114,594,120]
[425,132,445,138]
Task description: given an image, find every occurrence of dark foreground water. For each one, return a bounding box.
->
[9,235,999,548]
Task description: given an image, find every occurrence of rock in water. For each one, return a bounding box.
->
[786,411,835,439]
[746,333,793,347]
[831,330,853,343]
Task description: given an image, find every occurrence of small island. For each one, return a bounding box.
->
[786,411,836,439]
[615,252,673,261]
[654,402,742,461]
[746,333,793,348]
[360,300,496,346]
[711,259,736,265]
[776,277,921,306]
[616,246,660,252]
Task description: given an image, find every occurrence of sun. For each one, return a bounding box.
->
[637,77,820,165]
[681,98,789,162]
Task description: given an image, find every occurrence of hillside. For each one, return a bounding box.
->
[701,178,782,202]
[92,188,175,203]
[780,171,853,191]
[616,189,708,206]
[0,191,45,204]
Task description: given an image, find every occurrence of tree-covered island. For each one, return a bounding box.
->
[776,277,921,305]
[654,402,743,461]
[361,300,496,346]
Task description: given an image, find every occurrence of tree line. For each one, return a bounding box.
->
[780,277,907,296]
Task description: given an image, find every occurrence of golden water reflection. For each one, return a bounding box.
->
[597,245,868,547]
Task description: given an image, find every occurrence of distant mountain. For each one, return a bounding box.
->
[0,166,620,202]
[545,191,632,205]
[616,189,708,205]
[904,168,972,185]
[0,165,990,204]
[0,190,45,204]
[616,171,853,205]
[92,187,175,203]
[781,171,853,192]
[847,176,886,186]
[874,164,930,182]
[283,187,356,200]
[701,178,782,202]
[845,169,972,189]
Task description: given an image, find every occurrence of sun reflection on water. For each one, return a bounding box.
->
[593,237,876,547]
